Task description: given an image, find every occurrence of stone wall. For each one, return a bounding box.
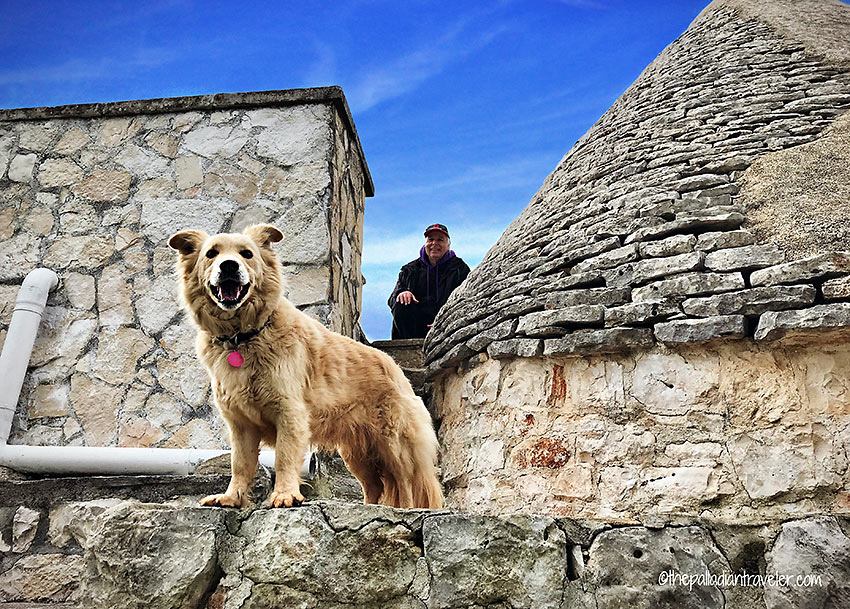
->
[432,332,850,520]
[0,87,371,449]
[4,498,848,608]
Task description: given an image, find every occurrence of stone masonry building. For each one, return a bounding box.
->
[426,0,850,521]
[0,87,372,450]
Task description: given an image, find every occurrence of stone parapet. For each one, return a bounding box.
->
[4,499,849,608]
[0,87,369,449]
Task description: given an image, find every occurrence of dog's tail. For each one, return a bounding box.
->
[405,396,444,509]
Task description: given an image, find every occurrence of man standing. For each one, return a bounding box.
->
[388,224,471,339]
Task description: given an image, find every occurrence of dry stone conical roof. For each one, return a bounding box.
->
[425,0,850,372]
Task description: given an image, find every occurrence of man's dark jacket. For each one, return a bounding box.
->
[388,247,470,337]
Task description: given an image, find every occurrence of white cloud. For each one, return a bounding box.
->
[347,16,508,112]
[363,224,503,267]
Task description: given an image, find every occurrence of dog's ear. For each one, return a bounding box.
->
[168,230,209,256]
[244,224,283,250]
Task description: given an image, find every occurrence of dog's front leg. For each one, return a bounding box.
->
[200,420,260,508]
[269,403,309,508]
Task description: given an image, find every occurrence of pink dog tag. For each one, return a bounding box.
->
[227,350,244,367]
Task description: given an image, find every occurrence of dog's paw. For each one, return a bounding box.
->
[269,490,305,508]
[200,493,246,508]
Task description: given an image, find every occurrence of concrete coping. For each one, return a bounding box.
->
[0,85,374,196]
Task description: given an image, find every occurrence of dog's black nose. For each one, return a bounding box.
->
[220,260,239,276]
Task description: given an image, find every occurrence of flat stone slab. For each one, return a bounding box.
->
[682,285,816,317]
[755,303,850,340]
[543,327,655,356]
[750,252,850,287]
[654,315,747,343]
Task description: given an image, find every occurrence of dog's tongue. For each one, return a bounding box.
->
[220,281,241,300]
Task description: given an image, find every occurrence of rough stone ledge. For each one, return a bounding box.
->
[755,302,850,341]
[67,501,850,609]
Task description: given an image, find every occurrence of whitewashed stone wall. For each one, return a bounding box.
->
[0,89,369,449]
[432,331,850,520]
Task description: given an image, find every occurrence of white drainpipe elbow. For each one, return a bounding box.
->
[0,268,60,444]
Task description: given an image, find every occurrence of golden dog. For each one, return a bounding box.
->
[169,224,443,509]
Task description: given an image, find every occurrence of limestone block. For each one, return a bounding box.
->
[115,144,170,179]
[136,177,174,199]
[12,506,40,553]
[585,526,727,609]
[93,326,153,385]
[424,514,565,608]
[654,315,746,343]
[0,232,40,281]
[605,299,681,327]
[0,554,85,603]
[624,212,744,244]
[203,162,258,204]
[140,198,230,243]
[695,229,755,251]
[632,271,745,301]
[235,506,421,604]
[29,309,97,371]
[118,415,165,447]
[48,499,123,548]
[74,170,132,202]
[254,105,330,165]
[145,393,184,431]
[631,351,720,416]
[642,466,720,508]
[553,464,594,499]
[97,117,141,147]
[8,152,37,182]
[274,195,330,264]
[237,153,265,175]
[156,355,208,406]
[261,160,331,198]
[24,206,54,234]
[71,374,124,445]
[231,204,272,231]
[28,382,70,418]
[172,112,201,133]
[517,305,605,334]
[663,441,724,465]
[460,358,500,407]
[163,419,225,449]
[704,243,785,272]
[175,155,203,190]
[797,347,850,416]
[572,243,640,273]
[604,251,704,287]
[823,275,850,301]
[133,275,179,334]
[467,319,516,353]
[19,123,57,151]
[145,132,178,158]
[751,252,850,287]
[727,428,843,500]
[183,124,249,158]
[0,207,13,239]
[281,265,329,306]
[54,127,90,155]
[755,303,850,341]
[58,199,100,234]
[44,234,114,269]
[37,158,83,187]
[763,517,850,609]
[543,327,654,356]
[98,264,134,327]
[682,284,816,317]
[639,233,696,258]
[82,503,223,609]
[487,338,542,359]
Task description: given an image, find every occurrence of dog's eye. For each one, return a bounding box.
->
[205,249,218,259]
[240,250,253,259]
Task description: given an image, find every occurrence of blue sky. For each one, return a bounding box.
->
[0,0,710,340]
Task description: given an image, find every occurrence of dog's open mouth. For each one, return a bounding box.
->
[212,280,249,308]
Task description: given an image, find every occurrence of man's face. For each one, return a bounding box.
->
[425,232,449,261]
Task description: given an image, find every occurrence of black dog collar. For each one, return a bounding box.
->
[216,316,272,347]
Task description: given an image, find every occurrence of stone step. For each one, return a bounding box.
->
[371,338,427,398]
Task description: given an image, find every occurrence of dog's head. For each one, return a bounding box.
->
[169,225,284,328]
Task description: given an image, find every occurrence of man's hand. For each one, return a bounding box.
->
[396,291,419,305]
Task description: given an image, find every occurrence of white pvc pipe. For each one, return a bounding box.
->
[0,268,59,443]
[0,445,318,479]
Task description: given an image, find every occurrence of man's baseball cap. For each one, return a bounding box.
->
[424,223,449,238]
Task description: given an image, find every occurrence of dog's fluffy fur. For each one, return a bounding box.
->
[169,224,443,509]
